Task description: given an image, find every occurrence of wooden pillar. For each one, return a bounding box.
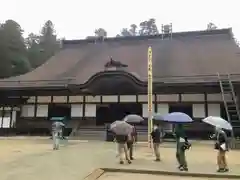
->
[34,96,37,118]
[204,93,208,117]
[117,95,120,104]
[82,96,86,121]
[1,106,4,128]
[18,99,23,129]
[66,95,70,119]
[9,106,13,128]
[154,94,157,113]
[66,95,69,104]
[50,96,53,103]
[179,93,182,102]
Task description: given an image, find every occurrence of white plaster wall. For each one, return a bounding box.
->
[120,95,136,102]
[102,95,118,102]
[71,104,83,117]
[156,94,179,102]
[21,105,34,117]
[36,105,48,117]
[85,104,96,117]
[157,104,169,115]
[182,94,204,102]
[193,104,205,118]
[208,104,221,116]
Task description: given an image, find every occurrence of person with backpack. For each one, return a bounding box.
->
[175,124,191,171]
[115,134,132,164]
[127,126,137,160]
[214,127,229,172]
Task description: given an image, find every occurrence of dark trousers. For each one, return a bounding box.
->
[176,149,187,168]
[127,142,133,158]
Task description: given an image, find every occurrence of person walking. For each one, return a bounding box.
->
[175,124,189,171]
[115,134,132,164]
[151,124,161,161]
[52,121,65,150]
[60,116,67,140]
[127,127,135,160]
[214,127,229,172]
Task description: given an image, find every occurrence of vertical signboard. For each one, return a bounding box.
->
[147,46,153,147]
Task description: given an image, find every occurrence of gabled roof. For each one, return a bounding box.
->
[0,28,240,89]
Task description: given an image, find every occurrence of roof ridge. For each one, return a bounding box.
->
[62,28,232,46]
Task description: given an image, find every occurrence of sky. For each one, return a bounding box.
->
[0,0,240,41]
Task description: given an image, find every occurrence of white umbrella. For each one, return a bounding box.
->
[110,120,133,135]
[110,120,122,129]
[202,116,232,130]
[123,114,144,123]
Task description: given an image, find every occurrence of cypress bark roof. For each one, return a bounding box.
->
[0,28,240,88]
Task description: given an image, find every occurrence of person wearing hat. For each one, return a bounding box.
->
[175,124,190,171]
[213,127,229,172]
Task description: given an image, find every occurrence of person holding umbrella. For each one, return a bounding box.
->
[127,126,136,160]
[213,127,229,172]
[115,134,131,164]
[151,124,161,161]
[52,121,65,150]
[202,116,231,173]
[153,112,193,169]
[124,114,143,160]
[110,120,133,164]
[175,124,190,171]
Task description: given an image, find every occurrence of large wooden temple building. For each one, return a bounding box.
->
[0,28,240,136]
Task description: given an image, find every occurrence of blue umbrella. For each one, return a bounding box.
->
[153,112,193,123]
[152,113,164,121]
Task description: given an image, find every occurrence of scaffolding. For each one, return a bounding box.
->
[161,23,173,40]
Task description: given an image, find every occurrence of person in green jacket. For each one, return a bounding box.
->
[175,124,190,171]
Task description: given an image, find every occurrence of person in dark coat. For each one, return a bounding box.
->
[151,124,161,161]
[175,124,191,171]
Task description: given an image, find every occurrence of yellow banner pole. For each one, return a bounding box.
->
[147,46,153,148]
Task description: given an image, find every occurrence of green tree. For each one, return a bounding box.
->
[120,28,132,36]
[0,23,12,78]
[139,18,159,35]
[95,28,107,37]
[11,56,31,75]
[117,24,138,37]
[0,20,30,77]
[129,24,137,36]
[26,33,43,68]
[39,20,59,65]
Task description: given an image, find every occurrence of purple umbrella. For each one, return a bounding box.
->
[154,112,193,123]
[110,120,133,135]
